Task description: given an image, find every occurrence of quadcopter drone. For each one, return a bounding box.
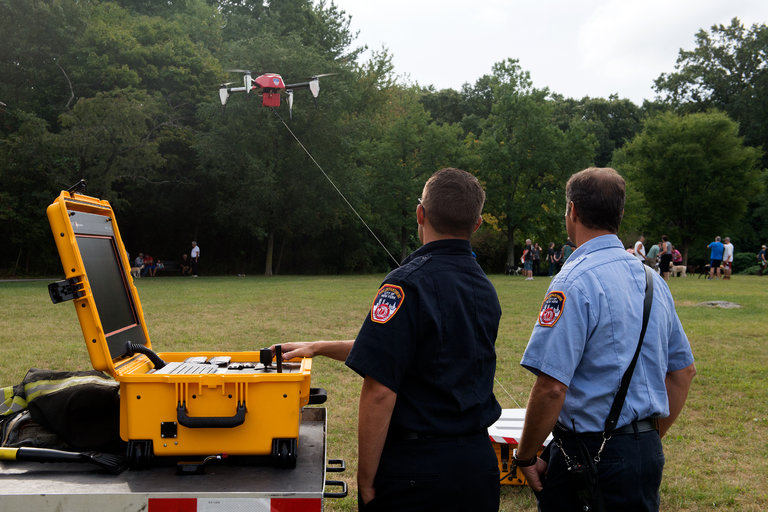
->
[219,70,333,117]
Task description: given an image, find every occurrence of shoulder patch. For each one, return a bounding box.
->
[370,284,405,324]
[538,291,566,327]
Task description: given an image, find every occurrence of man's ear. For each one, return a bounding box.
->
[567,201,578,222]
[472,215,483,233]
[417,203,426,226]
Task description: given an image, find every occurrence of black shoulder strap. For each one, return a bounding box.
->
[604,265,654,433]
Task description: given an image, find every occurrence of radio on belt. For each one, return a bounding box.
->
[46,184,326,470]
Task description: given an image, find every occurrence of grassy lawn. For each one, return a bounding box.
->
[1,274,766,510]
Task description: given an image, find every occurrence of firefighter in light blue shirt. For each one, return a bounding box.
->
[513,167,696,512]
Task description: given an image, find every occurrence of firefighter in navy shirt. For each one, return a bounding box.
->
[278,168,502,511]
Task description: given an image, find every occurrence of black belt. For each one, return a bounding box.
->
[554,418,658,438]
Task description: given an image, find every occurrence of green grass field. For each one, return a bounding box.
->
[1,274,766,510]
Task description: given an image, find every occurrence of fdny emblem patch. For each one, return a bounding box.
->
[370,284,405,324]
[538,291,566,327]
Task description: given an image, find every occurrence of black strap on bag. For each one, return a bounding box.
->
[603,265,655,435]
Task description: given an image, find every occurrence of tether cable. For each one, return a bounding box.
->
[271,108,400,267]
[495,377,523,408]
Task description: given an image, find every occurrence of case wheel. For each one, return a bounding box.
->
[127,440,154,470]
[271,438,297,469]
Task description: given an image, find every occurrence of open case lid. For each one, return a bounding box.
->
[47,188,151,377]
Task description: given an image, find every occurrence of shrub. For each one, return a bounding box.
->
[734,252,758,273]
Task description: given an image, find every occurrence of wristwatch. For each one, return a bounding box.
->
[513,449,538,467]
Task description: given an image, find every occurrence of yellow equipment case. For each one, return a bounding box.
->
[488,409,551,486]
[46,184,322,470]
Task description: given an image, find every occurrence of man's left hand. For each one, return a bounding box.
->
[520,458,548,492]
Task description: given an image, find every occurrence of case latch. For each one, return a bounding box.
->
[48,277,85,304]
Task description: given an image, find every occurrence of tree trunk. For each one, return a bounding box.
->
[681,237,692,267]
[274,236,286,276]
[13,247,22,276]
[264,232,274,277]
[506,220,517,268]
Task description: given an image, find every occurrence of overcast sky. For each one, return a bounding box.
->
[330,0,768,105]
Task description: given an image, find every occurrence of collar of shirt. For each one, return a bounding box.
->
[401,239,473,265]
[565,234,623,265]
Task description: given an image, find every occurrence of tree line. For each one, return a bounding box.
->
[1,1,766,276]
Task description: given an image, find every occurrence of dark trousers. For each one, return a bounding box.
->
[536,430,664,512]
[360,431,500,512]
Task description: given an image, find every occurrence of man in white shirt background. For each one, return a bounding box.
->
[634,235,646,263]
[190,241,200,277]
[722,237,734,280]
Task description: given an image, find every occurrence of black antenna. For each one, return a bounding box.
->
[67,179,87,194]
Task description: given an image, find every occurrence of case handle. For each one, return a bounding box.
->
[326,458,346,472]
[308,387,327,405]
[177,401,246,429]
[324,479,348,499]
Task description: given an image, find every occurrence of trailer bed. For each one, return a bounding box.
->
[0,408,337,511]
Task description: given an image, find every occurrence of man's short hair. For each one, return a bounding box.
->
[566,167,625,233]
[422,168,485,238]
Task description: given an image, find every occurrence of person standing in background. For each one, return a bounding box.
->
[190,241,200,277]
[659,235,673,281]
[561,238,575,264]
[708,236,724,280]
[722,237,734,280]
[532,243,542,277]
[634,235,646,263]
[521,239,534,281]
[547,242,559,277]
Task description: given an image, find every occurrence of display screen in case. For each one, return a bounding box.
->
[75,235,138,337]
[67,208,148,359]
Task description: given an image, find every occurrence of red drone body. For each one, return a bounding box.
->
[252,73,286,107]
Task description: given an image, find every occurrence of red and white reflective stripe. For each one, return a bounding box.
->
[489,435,518,445]
[148,497,321,512]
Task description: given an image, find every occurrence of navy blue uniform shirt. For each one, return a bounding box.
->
[346,239,502,435]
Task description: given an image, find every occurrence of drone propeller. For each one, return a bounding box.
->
[219,87,230,107]
[225,69,253,74]
[219,84,248,107]
[243,72,253,97]
[308,78,320,99]
[308,74,335,98]
[286,90,294,120]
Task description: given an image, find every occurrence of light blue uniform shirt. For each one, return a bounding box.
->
[521,234,694,432]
